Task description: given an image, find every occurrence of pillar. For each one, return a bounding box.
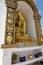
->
[34,12,42,45]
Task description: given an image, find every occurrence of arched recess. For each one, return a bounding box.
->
[16,0,38,13]
[16,0,42,45]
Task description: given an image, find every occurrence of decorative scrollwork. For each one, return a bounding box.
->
[7,33,13,44]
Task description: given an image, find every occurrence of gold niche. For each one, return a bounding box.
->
[15,11,31,43]
[1,0,42,48]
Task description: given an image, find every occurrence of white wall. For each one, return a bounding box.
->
[0,0,6,44]
[2,48,41,65]
[0,49,3,65]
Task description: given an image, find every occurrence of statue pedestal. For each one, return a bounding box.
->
[1,44,18,48]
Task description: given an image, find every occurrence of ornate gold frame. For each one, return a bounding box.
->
[1,0,42,48]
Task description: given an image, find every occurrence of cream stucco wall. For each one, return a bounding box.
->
[0,0,6,44]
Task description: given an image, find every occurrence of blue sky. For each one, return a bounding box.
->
[36,0,43,33]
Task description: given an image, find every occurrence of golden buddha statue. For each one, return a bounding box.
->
[15,11,30,43]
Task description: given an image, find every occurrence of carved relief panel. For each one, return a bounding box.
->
[5,8,14,44]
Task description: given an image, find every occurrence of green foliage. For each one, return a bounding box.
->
[12,54,17,60]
